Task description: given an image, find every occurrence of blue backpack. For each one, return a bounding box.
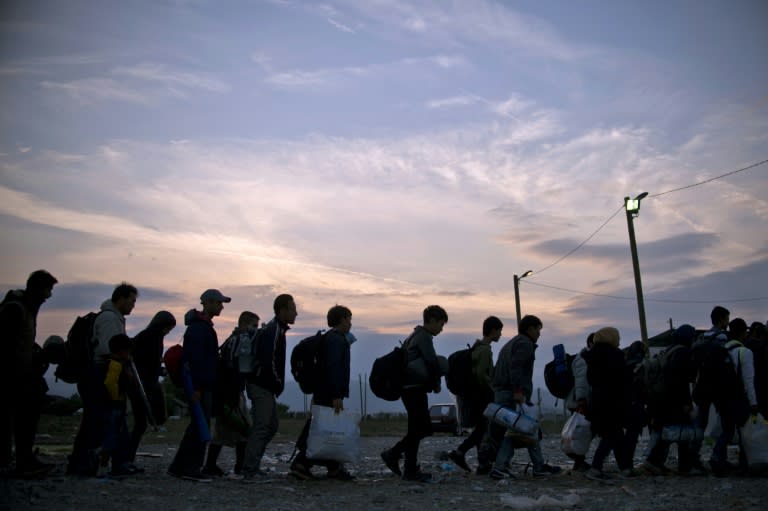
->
[544,344,575,399]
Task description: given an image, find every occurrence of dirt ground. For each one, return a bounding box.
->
[2,432,767,511]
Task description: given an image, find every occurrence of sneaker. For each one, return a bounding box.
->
[108,465,135,478]
[533,464,562,477]
[402,466,432,482]
[447,450,471,472]
[327,468,355,481]
[168,469,212,482]
[585,468,611,481]
[125,463,144,474]
[201,465,226,477]
[489,467,512,480]
[289,462,314,480]
[381,449,402,476]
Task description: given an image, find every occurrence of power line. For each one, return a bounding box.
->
[522,280,768,304]
[533,205,624,275]
[528,158,768,275]
[649,158,768,198]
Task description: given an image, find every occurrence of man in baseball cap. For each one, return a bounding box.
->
[200,289,231,304]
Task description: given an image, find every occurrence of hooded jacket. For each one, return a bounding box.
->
[492,334,537,400]
[132,311,176,385]
[0,289,44,376]
[313,328,351,403]
[92,299,126,364]
[182,309,219,392]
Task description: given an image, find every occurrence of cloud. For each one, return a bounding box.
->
[40,78,152,105]
[41,282,180,311]
[263,54,465,90]
[426,95,476,109]
[327,18,355,33]
[112,63,230,94]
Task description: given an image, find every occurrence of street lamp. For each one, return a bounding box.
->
[514,270,533,328]
[625,192,649,346]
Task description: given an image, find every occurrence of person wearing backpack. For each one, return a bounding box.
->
[0,270,58,478]
[290,305,356,481]
[710,318,758,476]
[564,332,594,472]
[641,324,698,475]
[689,305,730,473]
[240,294,297,479]
[168,289,230,482]
[622,340,647,474]
[446,316,503,473]
[202,311,259,478]
[128,310,177,465]
[381,305,448,482]
[481,314,559,479]
[584,327,633,481]
[68,282,139,477]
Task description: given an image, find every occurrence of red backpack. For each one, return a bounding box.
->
[163,344,184,386]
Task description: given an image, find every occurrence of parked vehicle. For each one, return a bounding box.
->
[429,403,462,435]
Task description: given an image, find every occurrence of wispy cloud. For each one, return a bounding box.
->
[426,95,476,109]
[327,18,355,33]
[40,78,152,105]
[112,63,230,94]
[264,54,465,90]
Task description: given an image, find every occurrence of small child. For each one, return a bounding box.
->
[202,311,259,477]
[101,333,138,477]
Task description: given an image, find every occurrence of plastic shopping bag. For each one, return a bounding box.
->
[306,405,361,463]
[741,414,768,468]
[560,412,591,456]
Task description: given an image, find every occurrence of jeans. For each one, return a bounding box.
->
[103,407,130,470]
[390,388,431,472]
[241,384,278,474]
[457,396,490,455]
[591,428,629,471]
[69,366,107,475]
[169,391,212,475]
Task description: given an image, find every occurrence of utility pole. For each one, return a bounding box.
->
[625,193,649,346]
[513,270,533,327]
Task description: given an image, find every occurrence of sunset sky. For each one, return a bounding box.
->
[2,1,766,410]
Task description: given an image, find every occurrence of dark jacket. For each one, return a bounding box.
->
[247,317,289,397]
[132,311,176,386]
[182,309,219,393]
[492,334,537,400]
[656,344,694,426]
[313,328,351,404]
[585,343,626,435]
[404,325,441,391]
[0,289,44,378]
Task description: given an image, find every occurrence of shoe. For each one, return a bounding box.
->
[640,460,667,476]
[489,467,516,480]
[476,464,492,476]
[708,460,727,478]
[289,462,314,480]
[381,449,402,476]
[573,461,591,473]
[108,465,135,478]
[402,466,432,482]
[618,468,640,478]
[585,468,611,481]
[327,468,355,481]
[447,450,471,472]
[201,465,226,477]
[168,469,212,482]
[533,464,562,477]
[125,463,144,474]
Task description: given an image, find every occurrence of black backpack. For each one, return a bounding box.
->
[691,337,740,405]
[369,343,408,401]
[543,344,575,399]
[55,311,101,384]
[290,330,327,395]
[446,343,475,396]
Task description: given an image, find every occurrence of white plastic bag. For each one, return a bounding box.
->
[560,412,591,456]
[741,414,768,468]
[306,405,361,463]
[661,424,703,443]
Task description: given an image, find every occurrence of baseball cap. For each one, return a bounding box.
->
[200,289,232,303]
